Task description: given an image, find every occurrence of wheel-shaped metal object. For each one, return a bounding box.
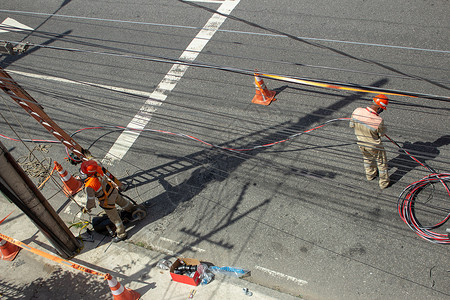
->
[131,208,147,221]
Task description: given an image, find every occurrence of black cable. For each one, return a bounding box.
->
[3,40,449,101]
[387,134,450,244]
[397,173,450,244]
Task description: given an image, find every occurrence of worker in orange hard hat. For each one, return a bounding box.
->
[350,94,390,189]
[80,160,135,242]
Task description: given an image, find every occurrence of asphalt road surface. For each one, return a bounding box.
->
[1,1,449,299]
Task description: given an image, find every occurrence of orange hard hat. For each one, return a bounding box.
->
[373,94,388,110]
[80,160,101,176]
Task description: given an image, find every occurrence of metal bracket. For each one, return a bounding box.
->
[13,42,30,54]
[0,41,14,55]
[0,41,30,55]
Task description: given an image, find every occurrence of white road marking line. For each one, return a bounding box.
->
[146,244,181,257]
[255,265,308,286]
[0,17,33,34]
[7,70,153,97]
[159,237,206,253]
[185,0,229,3]
[102,0,240,166]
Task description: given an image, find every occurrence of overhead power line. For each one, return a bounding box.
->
[3,40,449,101]
[0,9,448,54]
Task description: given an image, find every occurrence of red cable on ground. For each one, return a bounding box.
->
[0,133,60,143]
[4,118,448,243]
[1,118,351,152]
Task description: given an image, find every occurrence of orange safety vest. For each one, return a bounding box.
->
[84,176,115,209]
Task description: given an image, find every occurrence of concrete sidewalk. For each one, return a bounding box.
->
[0,197,299,300]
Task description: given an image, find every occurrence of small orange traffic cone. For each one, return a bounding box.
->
[54,161,83,196]
[0,238,20,261]
[106,274,140,300]
[251,72,276,106]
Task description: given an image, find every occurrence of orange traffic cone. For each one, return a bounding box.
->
[106,274,140,300]
[0,238,20,261]
[54,161,83,196]
[251,72,276,106]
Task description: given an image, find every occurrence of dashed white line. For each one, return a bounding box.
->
[102,0,241,166]
[255,265,308,286]
[159,237,206,253]
[185,0,230,3]
[147,244,180,257]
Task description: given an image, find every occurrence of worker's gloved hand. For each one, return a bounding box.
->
[81,207,91,214]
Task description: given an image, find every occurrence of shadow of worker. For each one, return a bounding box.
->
[388,135,450,184]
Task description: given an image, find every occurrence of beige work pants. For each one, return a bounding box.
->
[103,192,135,238]
[358,145,390,189]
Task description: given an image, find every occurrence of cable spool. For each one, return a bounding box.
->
[397,173,450,244]
[400,176,450,243]
[385,135,450,244]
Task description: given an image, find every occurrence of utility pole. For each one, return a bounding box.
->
[0,141,82,258]
[0,43,125,257]
[0,63,125,190]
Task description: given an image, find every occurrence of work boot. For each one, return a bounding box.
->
[379,181,391,189]
[379,172,390,189]
[113,222,127,241]
[365,170,377,181]
[113,232,127,243]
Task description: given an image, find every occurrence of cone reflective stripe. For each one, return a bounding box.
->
[60,171,72,182]
[106,274,140,300]
[252,73,276,106]
[54,161,83,196]
[108,276,125,295]
[0,238,20,261]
